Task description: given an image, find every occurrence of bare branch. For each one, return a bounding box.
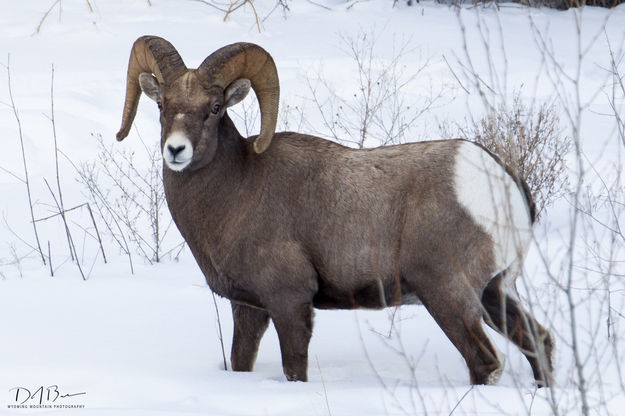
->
[5,54,46,265]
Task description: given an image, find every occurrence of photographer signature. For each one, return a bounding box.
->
[9,385,86,405]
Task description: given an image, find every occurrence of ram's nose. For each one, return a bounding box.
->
[168,144,186,158]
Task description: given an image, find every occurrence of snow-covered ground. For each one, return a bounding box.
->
[1,1,624,415]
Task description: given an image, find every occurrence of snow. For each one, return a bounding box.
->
[1,1,624,415]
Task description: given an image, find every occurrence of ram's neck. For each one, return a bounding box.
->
[163,112,254,279]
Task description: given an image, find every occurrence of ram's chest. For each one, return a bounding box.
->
[162,171,264,298]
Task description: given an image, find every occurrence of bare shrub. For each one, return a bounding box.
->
[34,0,100,35]
[190,0,292,32]
[77,133,183,267]
[440,93,571,219]
[304,29,447,149]
[3,56,46,265]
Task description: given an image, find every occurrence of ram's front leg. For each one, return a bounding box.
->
[231,302,270,372]
[270,301,314,381]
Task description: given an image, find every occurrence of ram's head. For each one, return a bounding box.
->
[116,36,279,171]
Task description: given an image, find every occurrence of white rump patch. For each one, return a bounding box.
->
[453,141,532,274]
[163,131,193,171]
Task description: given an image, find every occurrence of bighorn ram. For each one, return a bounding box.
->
[117,36,554,386]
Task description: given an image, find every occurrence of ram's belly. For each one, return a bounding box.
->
[312,274,421,310]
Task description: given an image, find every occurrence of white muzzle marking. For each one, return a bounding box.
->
[163,131,193,171]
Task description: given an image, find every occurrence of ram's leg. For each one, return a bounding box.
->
[482,273,554,387]
[231,302,270,372]
[270,301,314,382]
[417,278,503,385]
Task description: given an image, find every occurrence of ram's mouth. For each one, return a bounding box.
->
[165,157,191,171]
[171,157,190,164]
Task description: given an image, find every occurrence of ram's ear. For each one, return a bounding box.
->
[224,78,251,108]
[139,73,161,102]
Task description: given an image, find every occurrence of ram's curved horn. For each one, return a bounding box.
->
[116,36,187,141]
[197,43,279,154]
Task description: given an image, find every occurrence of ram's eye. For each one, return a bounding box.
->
[211,103,221,115]
[157,102,163,111]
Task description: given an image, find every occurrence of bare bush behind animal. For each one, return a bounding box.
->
[440,94,571,219]
[305,29,448,149]
[77,133,183,265]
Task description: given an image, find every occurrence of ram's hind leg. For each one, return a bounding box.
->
[416,275,503,385]
[231,302,270,372]
[481,272,554,387]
